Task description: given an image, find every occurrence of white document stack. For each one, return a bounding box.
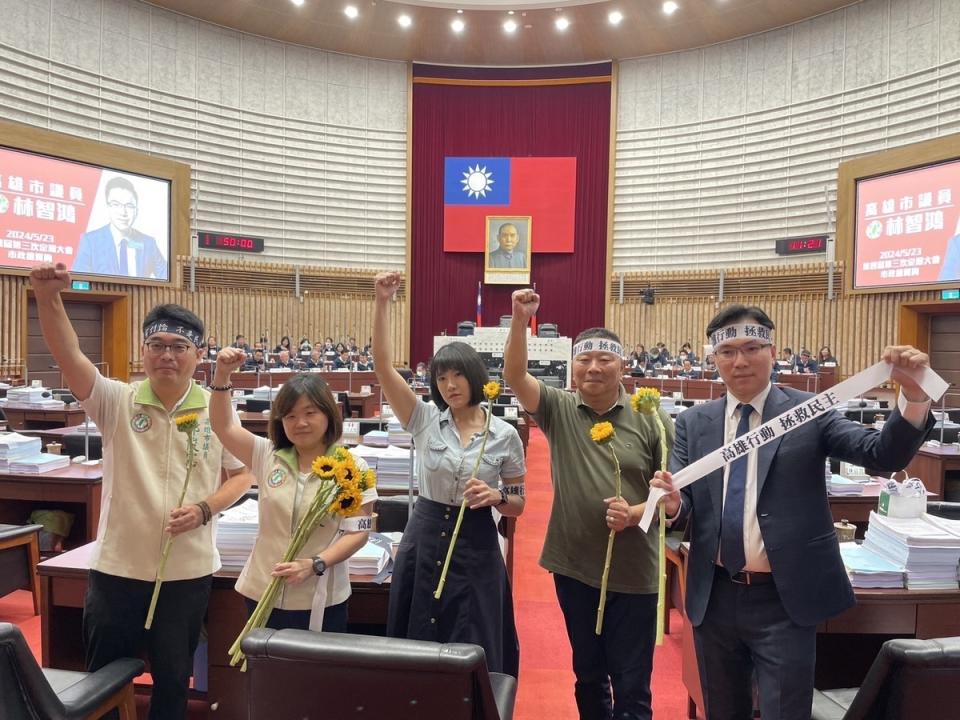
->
[827,474,865,496]
[387,420,412,447]
[0,433,43,470]
[347,539,391,576]
[250,386,280,401]
[838,542,904,588]
[216,498,259,571]
[862,511,960,589]
[351,444,415,492]
[8,452,71,474]
[361,430,389,448]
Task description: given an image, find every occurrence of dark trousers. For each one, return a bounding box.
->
[242,596,348,633]
[693,568,816,720]
[554,573,657,720]
[83,570,212,720]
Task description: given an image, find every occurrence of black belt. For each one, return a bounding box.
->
[718,567,774,585]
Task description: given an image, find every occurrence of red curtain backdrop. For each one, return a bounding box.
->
[410,63,612,366]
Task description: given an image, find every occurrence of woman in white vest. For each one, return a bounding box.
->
[208,347,377,631]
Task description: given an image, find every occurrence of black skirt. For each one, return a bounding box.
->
[386,496,520,678]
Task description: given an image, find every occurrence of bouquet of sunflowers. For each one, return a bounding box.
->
[228,446,376,669]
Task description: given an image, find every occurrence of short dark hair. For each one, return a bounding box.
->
[104,176,138,205]
[573,327,622,346]
[268,374,342,451]
[142,304,204,340]
[705,305,775,339]
[429,342,489,410]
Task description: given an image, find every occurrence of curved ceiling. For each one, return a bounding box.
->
[148,0,858,66]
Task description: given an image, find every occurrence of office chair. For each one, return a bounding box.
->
[457,321,476,336]
[499,315,512,328]
[244,399,272,413]
[62,433,102,461]
[243,628,516,720]
[811,637,960,720]
[0,623,143,720]
[926,501,960,520]
[537,323,559,338]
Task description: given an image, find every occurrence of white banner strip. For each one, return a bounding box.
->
[340,515,373,532]
[638,362,948,531]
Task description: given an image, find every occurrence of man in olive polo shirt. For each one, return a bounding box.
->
[30,263,253,720]
[504,289,673,720]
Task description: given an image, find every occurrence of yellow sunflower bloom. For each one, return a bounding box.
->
[329,484,364,517]
[174,412,200,432]
[631,387,661,415]
[590,421,615,444]
[311,455,339,479]
[483,381,501,400]
[335,457,360,486]
[359,468,377,491]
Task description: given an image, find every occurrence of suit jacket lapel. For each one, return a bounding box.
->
[704,400,726,517]
[757,384,791,496]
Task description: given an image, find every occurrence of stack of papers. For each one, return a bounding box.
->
[351,444,415,491]
[348,539,390,576]
[828,474,865,496]
[8,453,71,474]
[838,542,904,588]
[6,387,54,403]
[387,420,412,447]
[250,385,280,401]
[361,430,389,447]
[863,511,960,589]
[216,499,259,570]
[0,433,43,470]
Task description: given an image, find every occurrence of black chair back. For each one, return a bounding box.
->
[62,433,102,460]
[245,398,272,413]
[926,501,960,520]
[0,622,64,720]
[242,629,515,720]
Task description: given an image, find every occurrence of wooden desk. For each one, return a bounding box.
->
[230,370,378,394]
[679,546,960,718]
[0,465,102,547]
[39,543,390,719]
[623,377,726,401]
[346,392,380,419]
[905,445,956,499]
[0,404,88,430]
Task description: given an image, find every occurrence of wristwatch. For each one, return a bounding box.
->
[312,557,327,576]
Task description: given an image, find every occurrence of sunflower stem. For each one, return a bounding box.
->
[595,446,622,635]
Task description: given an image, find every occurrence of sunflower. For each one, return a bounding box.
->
[311,455,339,479]
[329,484,364,517]
[335,456,361,487]
[174,412,200,433]
[359,468,377,492]
[590,421,615,444]
[483,381,501,400]
[631,387,661,415]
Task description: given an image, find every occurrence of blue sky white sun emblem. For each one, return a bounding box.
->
[461,165,495,199]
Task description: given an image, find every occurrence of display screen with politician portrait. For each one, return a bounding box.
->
[853,157,960,289]
[0,146,171,281]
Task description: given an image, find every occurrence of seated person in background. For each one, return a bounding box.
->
[656,342,672,364]
[648,346,662,369]
[273,349,297,370]
[355,352,373,371]
[795,349,819,374]
[333,349,353,370]
[677,358,698,378]
[305,349,324,369]
[779,347,796,369]
[232,334,250,354]
[629,343,648,370]
[274,336,293,355]
[243,349,268,372]
[702,353,718,379]
[298,337,312,354]
[413,361,430,385]
[321,337,336,353]
[680,341,699,365]
[818,346,837,365]
[204,336,219,361]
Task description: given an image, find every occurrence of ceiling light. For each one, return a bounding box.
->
[290,0,304,6]
[344,5,358,19]
[662,1,679,15]
[555,16,569,31]
[608,10,623,25]
[451,18,465,32]
[503,19,518,33]
[507,10,514,15]
[456,8,463,13]
[397,14,412,28]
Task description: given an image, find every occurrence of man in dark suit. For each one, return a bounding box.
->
[488,222,526,269]
[73,177,167,280]
[651,304,933,720]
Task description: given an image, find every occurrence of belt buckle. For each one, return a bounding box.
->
[729,570,750,585]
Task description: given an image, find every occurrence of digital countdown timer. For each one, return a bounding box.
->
[197,231,265,253]
[774,235,828,256]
